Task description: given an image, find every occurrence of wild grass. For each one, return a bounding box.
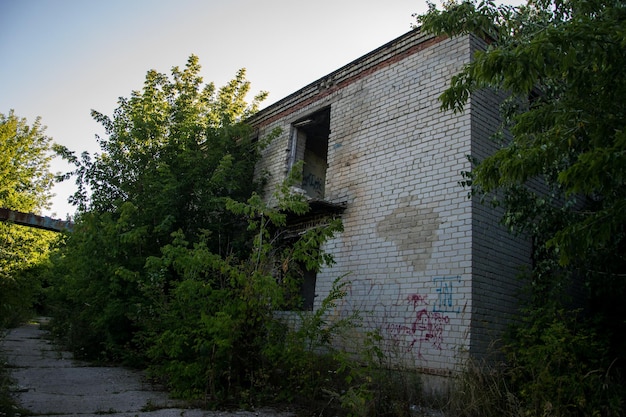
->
[0,349,29,417]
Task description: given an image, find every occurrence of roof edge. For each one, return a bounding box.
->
[249,28,446,128]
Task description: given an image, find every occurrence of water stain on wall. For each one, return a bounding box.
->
[377,195,439,272]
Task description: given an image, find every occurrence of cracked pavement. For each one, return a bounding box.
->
[0,318,294,417]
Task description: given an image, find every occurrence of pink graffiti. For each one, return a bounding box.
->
[387,293,450,359]
[408,309,450,354]
[407,293,428,308]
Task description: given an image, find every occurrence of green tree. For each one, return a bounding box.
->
[0,111,55,213]
[416,0,626,415]
[142,177,344,403]
[0,111,57,327]
[50,56,269,359]
[417,0,626,268]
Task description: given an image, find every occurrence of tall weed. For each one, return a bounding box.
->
[446,307,624,417]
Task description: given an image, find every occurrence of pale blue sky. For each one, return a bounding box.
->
[0,0,520,218]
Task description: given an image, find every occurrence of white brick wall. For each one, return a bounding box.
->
[250,31,531,377]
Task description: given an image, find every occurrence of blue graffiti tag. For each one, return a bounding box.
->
[433,276,461,314]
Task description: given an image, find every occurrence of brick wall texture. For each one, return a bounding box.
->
[250,30,531,377]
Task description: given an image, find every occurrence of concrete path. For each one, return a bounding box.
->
[1,318,293,417]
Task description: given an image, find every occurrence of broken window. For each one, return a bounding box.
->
[279,201,345,311]
[279,255,317,311]
[273,233,318,312]
[288,107,330,200]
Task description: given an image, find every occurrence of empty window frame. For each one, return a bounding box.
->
[288,107,330,200]
[275,236,318,311]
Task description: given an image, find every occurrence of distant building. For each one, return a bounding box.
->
[249,29,531,388]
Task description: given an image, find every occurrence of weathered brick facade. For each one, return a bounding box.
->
[249,30,531,381]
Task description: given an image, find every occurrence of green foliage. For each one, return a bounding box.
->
[445,252,626,417]
[0,111,55,212]
[505,307,623,417]
[325,329,423,417]
[417,1,626,415]
[0,111,58,328]
[266,277,360,402]
[47,210,143,360]
[447,309,625,417]
[417,0,626,269]
[49,57,269,363]
[141,176,345,405]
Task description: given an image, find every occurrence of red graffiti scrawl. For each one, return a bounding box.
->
[388,293,450,359]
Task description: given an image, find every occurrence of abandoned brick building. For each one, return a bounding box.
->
[249,29,531,382]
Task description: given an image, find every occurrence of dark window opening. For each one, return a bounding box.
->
[289,107,330,199]
[275,238,318,312]
[300,268,317,311]
[278,203,346,311]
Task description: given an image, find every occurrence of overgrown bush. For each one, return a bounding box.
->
[264,277,363,407]
[141,185,344,406]
[265,279,422,417]
[0,255,53,329]
[446,355,522,417]
[503,307,624,417]
[446,310,624,417]
[47,58,269,365]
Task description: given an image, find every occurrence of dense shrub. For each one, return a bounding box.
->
[503,307,624,417]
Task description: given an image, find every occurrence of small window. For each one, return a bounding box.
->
[275,239,318,311]
[299,267,317,311]
[279,204,346,312]
[288,107,330,199]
